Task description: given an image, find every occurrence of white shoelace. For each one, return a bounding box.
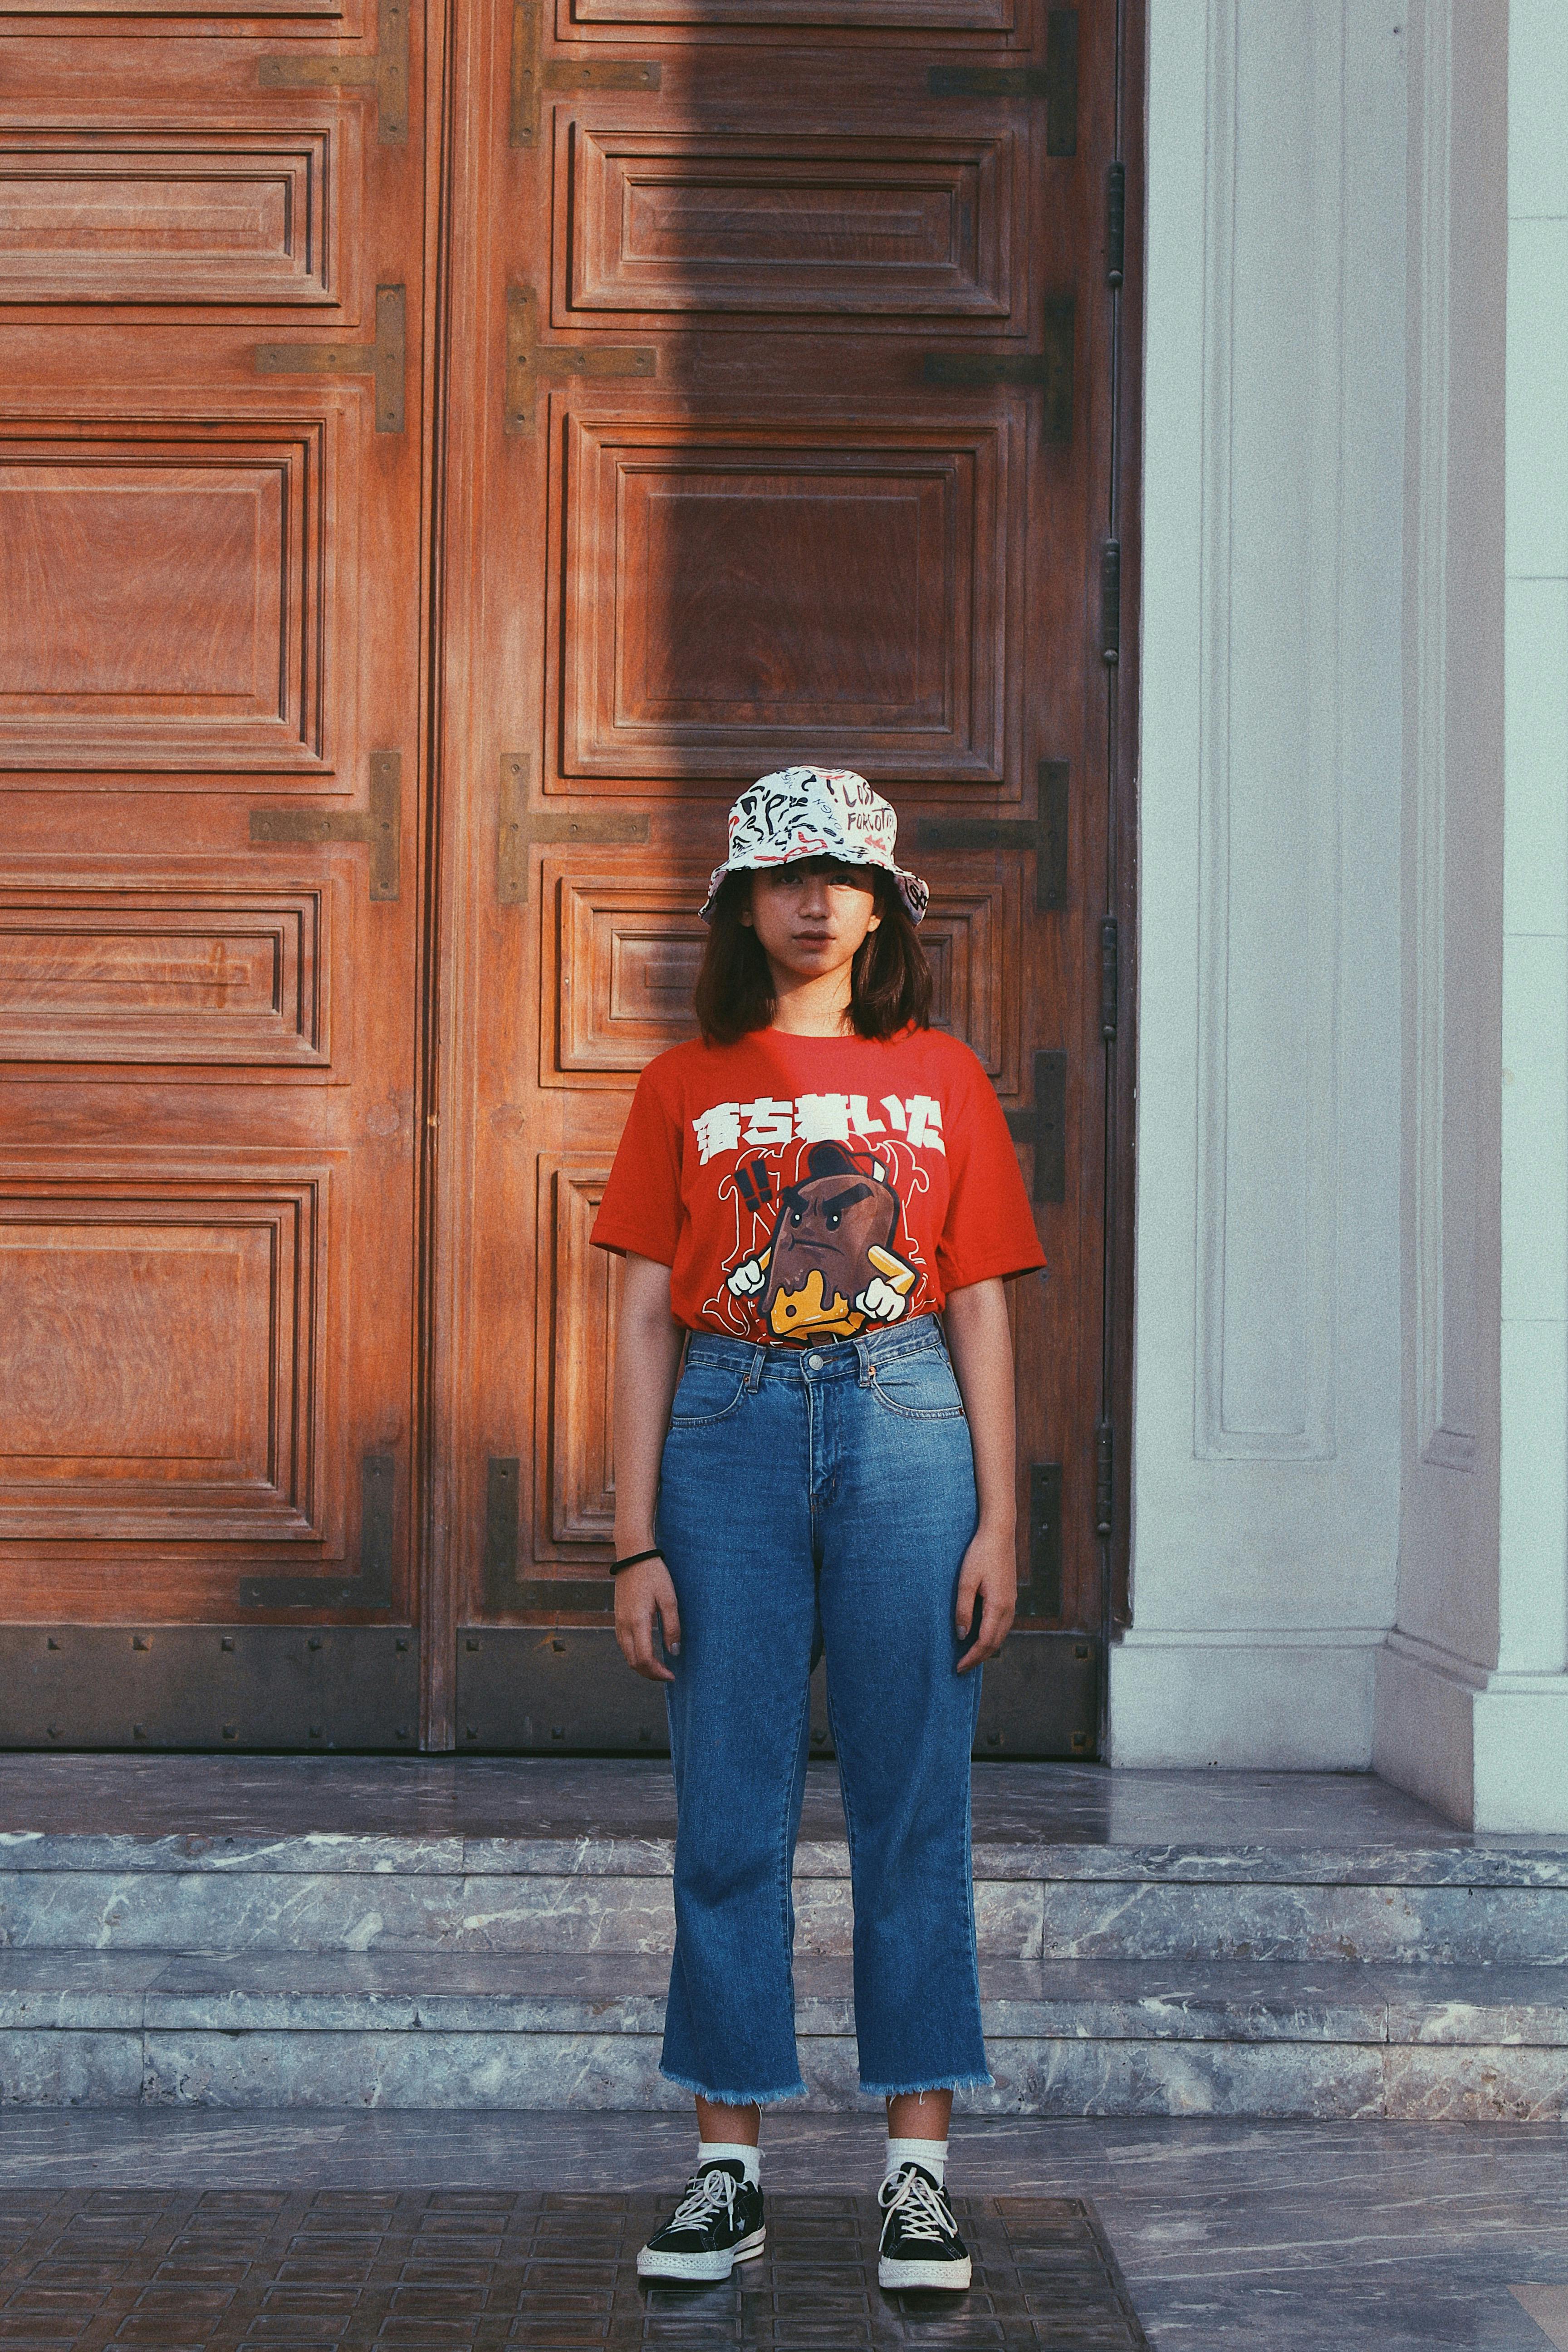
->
[670,2166,743,2233]
[878,2165,954,2245]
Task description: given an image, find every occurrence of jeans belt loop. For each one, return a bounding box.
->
[854,1335,873,1387]
[746,1344,765,1393]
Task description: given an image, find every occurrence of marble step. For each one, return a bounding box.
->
[1,1950,1566,2121]
[5,1832,1568,1964]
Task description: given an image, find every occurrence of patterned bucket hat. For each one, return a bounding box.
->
[700,767,929,925]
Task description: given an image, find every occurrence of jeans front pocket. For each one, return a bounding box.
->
[667,1357,751,1429]
[867,1348,967,1420]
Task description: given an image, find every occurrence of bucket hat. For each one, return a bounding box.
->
[700,767,929,925]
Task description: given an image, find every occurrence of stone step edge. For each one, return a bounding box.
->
[8,1872,1568,1968]
[4,1961,1566,2048]
[4,2030,1565,2123]
[4,1833,1568,1887]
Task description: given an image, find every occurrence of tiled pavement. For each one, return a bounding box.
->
[0,2184,1149,2350]
[0,2110,1565,2350]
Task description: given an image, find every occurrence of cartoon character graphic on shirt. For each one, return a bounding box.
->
[722,1140,920,1340]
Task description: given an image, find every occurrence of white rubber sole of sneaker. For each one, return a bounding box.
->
[637,2228,765,2282]
[878,2254,973,2292]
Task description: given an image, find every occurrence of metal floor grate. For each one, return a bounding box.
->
[0,2187,1151,2349]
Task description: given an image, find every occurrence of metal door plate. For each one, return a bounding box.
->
[0,1627,419,1751]
[456,1628,1098,1759]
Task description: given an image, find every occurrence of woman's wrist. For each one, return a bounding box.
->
[612,1545,665,1574]
[973,1506,1017,1539]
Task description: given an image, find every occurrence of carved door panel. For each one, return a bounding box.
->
[440,0,1127,1753]
[0,0,432,1743]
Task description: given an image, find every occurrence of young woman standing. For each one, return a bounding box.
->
[592,767,1044,2293]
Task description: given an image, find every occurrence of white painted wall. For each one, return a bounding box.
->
[1373,0,1568,1834]
[1497,0,1568,1767]
[1114,0,1408,1769]
[1372,0,1507,1823]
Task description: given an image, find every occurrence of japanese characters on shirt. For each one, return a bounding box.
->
[692,1090,945,1163]
[592,1028,1046,1337]
[692,1088,947,1344]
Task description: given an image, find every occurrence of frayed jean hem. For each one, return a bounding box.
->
[856,2070,994,2098]
[658,2065,809,2107]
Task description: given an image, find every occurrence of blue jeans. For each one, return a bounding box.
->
[654,1313,990,2104]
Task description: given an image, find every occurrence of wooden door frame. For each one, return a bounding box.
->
[416,0,461,1752]
[1105,0,1144,1671]
[416,0,1147,1754]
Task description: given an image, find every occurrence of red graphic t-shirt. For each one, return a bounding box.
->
[592,1025,1045,1342]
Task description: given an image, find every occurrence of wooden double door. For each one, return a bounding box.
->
[0,0,1135,1753]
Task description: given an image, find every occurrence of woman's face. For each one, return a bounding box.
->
[740,857,882,988]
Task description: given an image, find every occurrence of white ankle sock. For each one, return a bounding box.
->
[699,2140,760,2187]
[884,2135,947,2187]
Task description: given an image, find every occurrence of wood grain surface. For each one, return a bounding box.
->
[0,0,1140,1751]
[0,0,426,1664]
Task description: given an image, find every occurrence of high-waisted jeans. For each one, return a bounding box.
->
[654,1313,990,2104]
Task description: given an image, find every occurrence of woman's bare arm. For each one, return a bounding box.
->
[943,1277,1019,1672]
[611,1251,687,1683]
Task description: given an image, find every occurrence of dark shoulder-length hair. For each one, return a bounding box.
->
[694,867,933,1046]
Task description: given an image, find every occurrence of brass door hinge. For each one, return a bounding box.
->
[1106,160,1127,287]
[497,753,651,903]
[916,760,1068,912]
[1099,916,1119,1041]
[504,286,655,437]
[1003,1048,1068,1204]
[242,1455,397,1611]
[928,6,1078,154]
[250,752,402,902]
[255,284,406,433]
[1020,1462,1063,1618]
[922,296,1073,442]
[258,0,408,142]
[1100,538,1121,664]
[510,0,660,146]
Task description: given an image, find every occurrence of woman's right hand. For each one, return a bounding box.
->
[607,1254,686,1685]
[615,1555,682,1683]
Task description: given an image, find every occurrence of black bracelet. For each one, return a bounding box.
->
[612,1547,665,1575]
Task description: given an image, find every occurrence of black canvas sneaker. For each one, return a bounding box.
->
[637,2159,765,2282]
[877,2162,972,2292]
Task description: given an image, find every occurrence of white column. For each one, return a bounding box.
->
[1372,0,1507,1826]
[1117,0,1406,1767]
[1374,0,1568,1833]
[1476,0,1568,1825]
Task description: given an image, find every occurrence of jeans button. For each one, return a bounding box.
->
[806,1353,823,1371]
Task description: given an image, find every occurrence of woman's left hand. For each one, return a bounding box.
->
[954,1522,1017,1672]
